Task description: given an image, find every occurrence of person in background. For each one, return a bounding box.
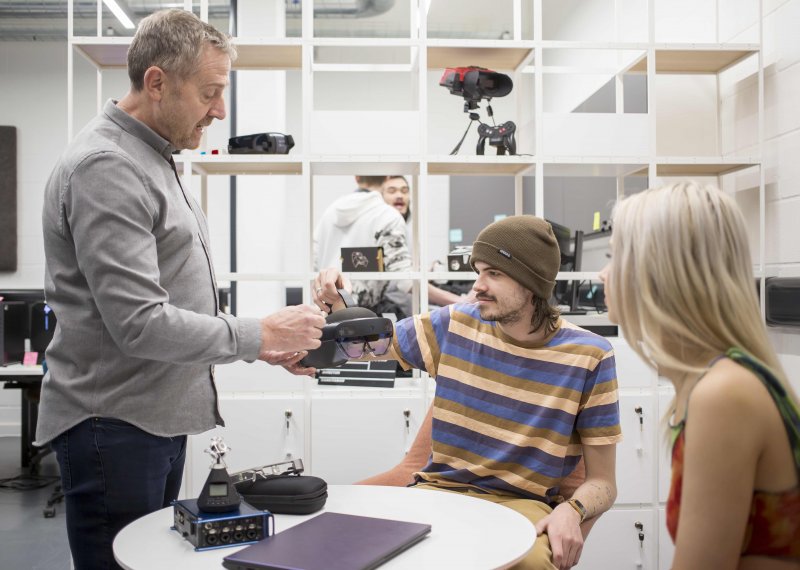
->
[36,10,324,570]
[314,175,413,319]
[311,215,622,570]
[380,175,475,308]
[381,174,412,223]
[599,181,800,569]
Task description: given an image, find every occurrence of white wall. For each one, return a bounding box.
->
[0,42,67,291]
[0,42,128,434]
[541,0,646,114]
[717,0,800,393]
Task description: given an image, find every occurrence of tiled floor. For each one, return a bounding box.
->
[0,436,71,570]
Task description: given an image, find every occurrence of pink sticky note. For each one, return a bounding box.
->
[23,352,38,366]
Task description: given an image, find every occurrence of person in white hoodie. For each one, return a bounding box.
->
[380,175,474,308]
[314,175,412,317]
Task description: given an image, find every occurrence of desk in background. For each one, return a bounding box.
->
[0,363,45,470]
[114,484,536,570]
[561,311,617,337]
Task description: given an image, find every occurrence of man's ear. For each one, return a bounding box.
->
[142,66,167,101]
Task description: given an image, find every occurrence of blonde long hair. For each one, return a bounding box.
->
[609,181,790,389]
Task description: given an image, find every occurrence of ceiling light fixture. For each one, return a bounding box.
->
[103,0,135,30]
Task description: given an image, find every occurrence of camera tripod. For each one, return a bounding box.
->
[449,104,517,156]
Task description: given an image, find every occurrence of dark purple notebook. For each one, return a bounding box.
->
[222,511,431,570]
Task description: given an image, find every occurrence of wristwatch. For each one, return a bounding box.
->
[566,498,587,523]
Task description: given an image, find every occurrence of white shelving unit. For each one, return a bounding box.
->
[66,2,764,568]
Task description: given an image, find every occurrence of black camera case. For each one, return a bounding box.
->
[234,472,327,515]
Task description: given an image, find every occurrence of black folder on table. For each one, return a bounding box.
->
[222,511,431,570]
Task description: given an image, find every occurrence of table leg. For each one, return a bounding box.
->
[20,386,30,469]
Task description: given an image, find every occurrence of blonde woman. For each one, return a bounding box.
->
[599,182,800,570]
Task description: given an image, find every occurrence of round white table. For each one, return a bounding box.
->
[114,484,536,570]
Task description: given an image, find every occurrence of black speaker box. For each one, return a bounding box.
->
[0,126,17,271]
[285,286,303,306]
[765,277,800,327]
[1,301,26,365]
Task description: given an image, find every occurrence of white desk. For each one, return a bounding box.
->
[0,363,44,376]
[0,363,45,469]
[114,484,536,570]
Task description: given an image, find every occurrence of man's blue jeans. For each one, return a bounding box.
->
[51,417,187,570]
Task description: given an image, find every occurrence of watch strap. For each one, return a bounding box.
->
[566,498,587,523]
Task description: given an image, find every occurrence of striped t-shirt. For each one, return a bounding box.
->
[389,303,622,502]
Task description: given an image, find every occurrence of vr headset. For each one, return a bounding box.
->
[439,66,513,103]
[300,291,394,369]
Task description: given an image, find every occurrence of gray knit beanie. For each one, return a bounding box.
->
[469,215,561,299]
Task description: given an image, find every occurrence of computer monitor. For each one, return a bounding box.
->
[0,290,45,336]
[0,289,55,362]
[546,221,585,315]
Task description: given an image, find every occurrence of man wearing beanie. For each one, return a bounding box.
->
[310,215,621,570]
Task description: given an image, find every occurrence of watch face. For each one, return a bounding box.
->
[568,498,587,521]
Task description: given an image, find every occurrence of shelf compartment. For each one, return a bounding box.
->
[541,161,648,177]
[175,155,303,176]
[628,45,759,74]
[427,0,523,42]
[233,39,303,69]
[71,36,303,70]
[427,156,535,176]
[310,0,411,40]
[542,0,648,43]
[427,40,534,70]
[630,158,760,177]
[309,159,420,176]
[540,47,648,116]
[72,37,130,68]
[543,113,649,156]
[309,111,420,156]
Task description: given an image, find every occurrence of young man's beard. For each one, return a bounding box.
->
[477,295,527,325]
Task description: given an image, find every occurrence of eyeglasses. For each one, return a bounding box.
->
[335,332,392,359]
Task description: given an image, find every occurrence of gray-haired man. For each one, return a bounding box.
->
[37,10,324,569]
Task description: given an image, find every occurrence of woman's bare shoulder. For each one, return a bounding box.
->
[689,358,772,423]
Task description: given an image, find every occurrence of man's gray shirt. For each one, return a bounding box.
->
[35,100,261,446]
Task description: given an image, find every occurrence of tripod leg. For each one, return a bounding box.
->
[43,484,64,518]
